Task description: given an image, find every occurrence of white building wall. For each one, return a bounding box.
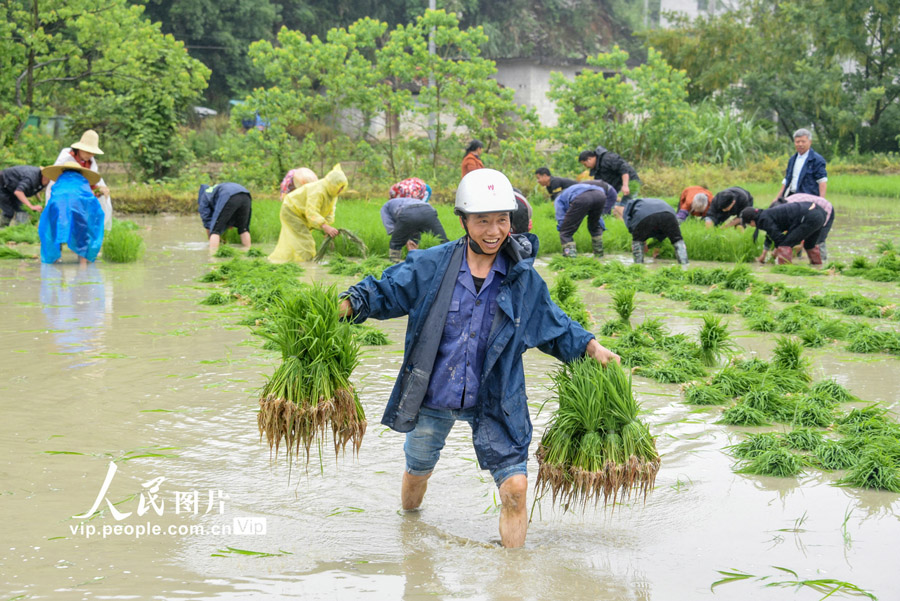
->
[492,59,582,127]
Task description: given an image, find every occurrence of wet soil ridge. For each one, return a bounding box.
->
[536,359,661,511]
[257,285,366,470]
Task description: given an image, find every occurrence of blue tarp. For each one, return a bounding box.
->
[39,171,105,263]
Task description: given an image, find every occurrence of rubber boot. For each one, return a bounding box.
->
[631,240,645,264]
[806,246,822,265]
[591,235,604,258]
[388,248,403,263]
[0,213,11,229]
[775,246,793,265]
[818,242,828,262]
[673,239,689,265]
[562,242,577,258]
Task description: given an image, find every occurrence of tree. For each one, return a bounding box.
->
[2,0,210,178]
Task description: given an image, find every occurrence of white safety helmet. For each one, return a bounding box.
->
[455,168,518,216]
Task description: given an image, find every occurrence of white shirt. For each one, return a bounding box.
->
[782,150,808,193]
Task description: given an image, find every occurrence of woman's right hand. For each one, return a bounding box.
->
[323,225,339,238]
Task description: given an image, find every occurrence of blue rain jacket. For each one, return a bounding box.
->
[198,182,250,231]
[344,234,595,471]
[39,171,105,263]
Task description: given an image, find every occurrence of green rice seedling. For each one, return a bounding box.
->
[740,387,787,416]
[850,256,870,269]
[697,314,739,367]
[600,319,628,336]
[0,246,32,260]
[101,222,145,263]
[773,304,819,334]
[551,274,591,329]
[201,291,232,306]
[730,432,785,460]
[875,250,900,271]
[875,240,897,253]
[199,269,226,283]
[883,331,900,355]
[846,326,887,354]
[659,286,702,302]
[682,382,730,405]
[611,287,636,324]
[836,449,900,492]
[813,440,858,470]
[257,284,365,469]
[548,256,604,280]
[213,245,239,258]
[0,223,39,244]
[761,369,810,394]
[732,357,770,372]
[314,228,368,261]
[352,325,390,346]
[771,336,811,379]
[719,402,769,426]
[739,293,771,317]
[745,312,778,332]
[770,264,825,276]
[723,264,756,291]
[611,345,660,368]
[776,286,808,303]
[816,318,849,340]
[636,316,667,340]
[863,267,899,282]
[798,327,828,348]
[635,359,706,384]
[710,367,759,397]
[535,359,660,510]
[809,379,857,405]
[737,446,804,477]
[688,289,738,314]
[684,266,729,286]
[784,428,824,451]
[246,247,266,258]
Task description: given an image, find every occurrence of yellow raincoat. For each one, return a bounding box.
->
[268,164,348,263]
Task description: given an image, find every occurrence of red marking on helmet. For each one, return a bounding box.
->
[487,184,494,190]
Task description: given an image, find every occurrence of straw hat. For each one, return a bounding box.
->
[70,129,104,155]
[42,161,102,186]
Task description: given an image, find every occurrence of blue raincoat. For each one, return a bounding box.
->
[344,234,595,470]
[39,171,105,263]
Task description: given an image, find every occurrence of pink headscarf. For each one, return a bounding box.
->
[389,177,428,201]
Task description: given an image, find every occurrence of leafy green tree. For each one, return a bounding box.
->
[2,0,209,178]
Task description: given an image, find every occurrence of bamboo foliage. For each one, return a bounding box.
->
[257,284,366,469]
[536,359,660,511]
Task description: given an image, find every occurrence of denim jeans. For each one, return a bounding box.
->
[404,406,527,487]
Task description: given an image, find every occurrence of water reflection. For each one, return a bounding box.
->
[40,263,111,359]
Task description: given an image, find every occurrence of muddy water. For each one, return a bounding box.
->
[1,215,898,601]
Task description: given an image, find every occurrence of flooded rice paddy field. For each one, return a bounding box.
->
[1,213,898,601]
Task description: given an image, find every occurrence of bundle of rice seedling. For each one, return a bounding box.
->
[635,359,706,384]
[745,312,778,332]
[798,327,828,348]
[213,245,239,258]
[611,287,636,324]
[688,289,738,314]
[737,447,805,477]
[739,293,771,317]
[809,379,857,405]
[813,440,857,470]
[535,359,660,511]
[776,286,808,303]
[682,382,730,405]
[246,247,266,257]
[784,428,824,451]
[636,317,667,339]
[101,221,145,263]
[789,400,835,428]
[551,274,592,328]
[201,291,232,305]
[352,325,390,346]
[600,319,628,336]
[548,256,604,280]
[656,334,702,360]
[257,284,365,469]
[0,246,33,260]
[710,367,759,397]
[774,304,819,334]
[719,402,769,426]
[741,387,788,415]
[723,264,756,291]
[612,345,660,368]
[836,449,900,492]
[771,336,811,380]
[847,327,888,354]
[697,314,739,367]
[314,228,367,261]
[730,432,785,460]
[770,264,825,277]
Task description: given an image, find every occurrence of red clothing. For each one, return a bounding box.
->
[461,152,484,178]
[678,185,712,217]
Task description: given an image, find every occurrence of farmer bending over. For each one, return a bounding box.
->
[614,197,689,265]
[554,180,617,258]
[740,202,827,265]
[381,179,448,263]
[339,168,619,548]
[198,182,253,253]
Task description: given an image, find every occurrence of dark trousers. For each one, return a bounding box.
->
[0,191,23,218]
[211,192,252,235]
[631,211,683,244]
[390,203,448,250]
[780,207,827,250]
[558,190,605,244]
[816,207,835,245]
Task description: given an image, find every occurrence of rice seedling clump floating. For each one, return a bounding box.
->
[257,284,365,469]
[536,359,660,511]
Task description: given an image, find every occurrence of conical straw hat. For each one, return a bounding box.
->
[42,161,101,186]
[70,129,104,155]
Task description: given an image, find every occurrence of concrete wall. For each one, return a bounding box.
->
[493,59,582,127]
